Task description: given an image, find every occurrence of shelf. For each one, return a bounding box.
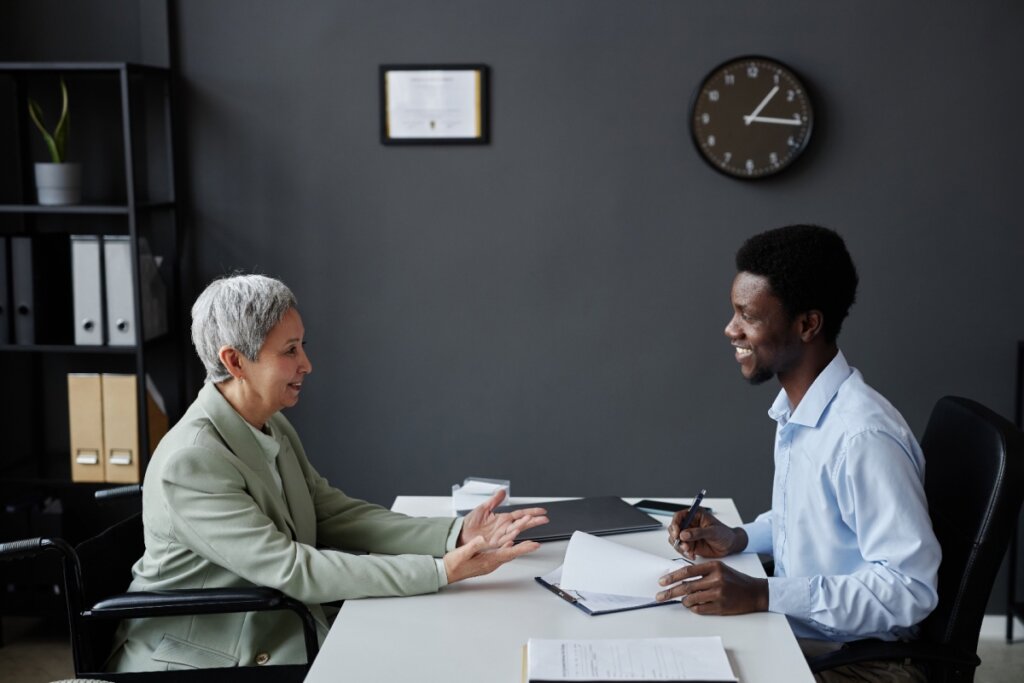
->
[0,201,176,215]
[0,344,138,354]
[0,61,169,75]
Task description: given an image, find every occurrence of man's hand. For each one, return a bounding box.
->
[656,560,768,615]
[443,535,541,583]
[459,489,548,548]
[667,508,747,559]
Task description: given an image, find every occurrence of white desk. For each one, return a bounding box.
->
[305,497,813,682]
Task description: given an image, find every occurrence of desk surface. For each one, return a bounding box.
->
[305,497,813,683]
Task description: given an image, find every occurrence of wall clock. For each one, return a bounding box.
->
[691,56,814,179]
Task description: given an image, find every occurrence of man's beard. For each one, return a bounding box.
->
[747,365,775,385]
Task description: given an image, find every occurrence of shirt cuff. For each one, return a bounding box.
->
[434,516,464,588]
[446,517,465,551]
[434,558,449,587]
[740,519,773,555]
[766,575,811,618]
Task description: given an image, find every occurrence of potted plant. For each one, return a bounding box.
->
[28,77,81,205]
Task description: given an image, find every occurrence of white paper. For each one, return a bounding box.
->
[459,479,504,495]
[385,70,481,139]
[540,566,663,613]
[527,636,737,681]
[559,531,681,599]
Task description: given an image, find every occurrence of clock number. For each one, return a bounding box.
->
[787,136,797,147]
[746,65,759,78]
[724,73,735,86]
[786,89,796,102]
[745,159,755,174]
[708,90,720,102]
[769,152,779,166]
[707,135,716,147]
[723,152,732,164]
[700,112,710,125]
[773,73,780,85]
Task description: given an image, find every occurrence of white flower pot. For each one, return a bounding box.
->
[34,162,82,205]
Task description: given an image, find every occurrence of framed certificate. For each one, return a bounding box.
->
[380,64,490,144]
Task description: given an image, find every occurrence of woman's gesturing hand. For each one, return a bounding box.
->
[443,535,542,583]
[459,489,548,548]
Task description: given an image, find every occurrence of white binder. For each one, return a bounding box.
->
[71,235,105,345]
[104,236,168,346]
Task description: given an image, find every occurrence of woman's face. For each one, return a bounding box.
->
[243,307,312,417]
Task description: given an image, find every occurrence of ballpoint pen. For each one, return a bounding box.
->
[672,488,706,553]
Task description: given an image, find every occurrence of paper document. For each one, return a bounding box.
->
[535,531,693,615]
[536,565,672,615]
[560,531,683,598]
[526,636,737,682]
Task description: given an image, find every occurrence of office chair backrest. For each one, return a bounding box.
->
[918,396,1024,655]
[71,512,145,673]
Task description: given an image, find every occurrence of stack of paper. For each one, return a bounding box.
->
[526,636,738,681]
[451,477,510,515]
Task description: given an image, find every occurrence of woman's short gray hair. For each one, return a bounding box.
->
[191,274,298,383]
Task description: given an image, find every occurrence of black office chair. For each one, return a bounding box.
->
[808,396,1024,682]
[0,485,319,682]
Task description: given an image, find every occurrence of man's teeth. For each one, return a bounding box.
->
[735,348,752,357]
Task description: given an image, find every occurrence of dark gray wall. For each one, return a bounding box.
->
[4,1,1023,613]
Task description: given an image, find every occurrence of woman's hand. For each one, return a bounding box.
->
[459,489,548,548]
[443,535,542,583]
[667,508,747,559]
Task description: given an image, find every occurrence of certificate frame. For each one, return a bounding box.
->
[379,64,490,145]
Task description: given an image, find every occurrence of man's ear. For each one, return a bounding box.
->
[798,310,825,343]
[218,345,245,381]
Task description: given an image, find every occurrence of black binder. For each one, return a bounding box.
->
[0,236,9,344]
[506,496,662,542]
[10,235,73,345]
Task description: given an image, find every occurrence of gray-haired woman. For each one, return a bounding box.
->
[108,274,547,672]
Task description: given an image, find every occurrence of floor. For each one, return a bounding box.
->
[1,616,1022,682]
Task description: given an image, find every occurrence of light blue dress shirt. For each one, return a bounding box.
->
[740,351,940,642]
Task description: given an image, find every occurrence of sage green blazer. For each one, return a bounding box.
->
[108,383,455,672]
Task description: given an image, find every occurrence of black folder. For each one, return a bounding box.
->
[505,496,662,542]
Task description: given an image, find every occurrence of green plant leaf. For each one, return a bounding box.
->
[26,78,69,163]
[53,78,69,162]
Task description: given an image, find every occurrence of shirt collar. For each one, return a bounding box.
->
[245,418,282,465]
[768,350,852,428]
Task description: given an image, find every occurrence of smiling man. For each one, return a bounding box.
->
[656,225,940,683]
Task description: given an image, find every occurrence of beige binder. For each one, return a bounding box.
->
[101,374,169,483]
[68,373,106,483]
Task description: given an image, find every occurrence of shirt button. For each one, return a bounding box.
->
[255,652,271,665]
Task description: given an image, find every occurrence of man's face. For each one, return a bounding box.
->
[724,272,804,385]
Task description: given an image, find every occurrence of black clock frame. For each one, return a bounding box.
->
[689,55,814,180]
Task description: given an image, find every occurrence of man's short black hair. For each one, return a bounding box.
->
[735,224,858,343]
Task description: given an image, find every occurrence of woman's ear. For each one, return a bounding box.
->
[218,345,246,381]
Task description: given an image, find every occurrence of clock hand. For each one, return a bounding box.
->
[744,114,803,126]
[743,85,780,126]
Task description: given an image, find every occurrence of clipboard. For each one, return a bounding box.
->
[505,496,662,542]
[534,565,675,616]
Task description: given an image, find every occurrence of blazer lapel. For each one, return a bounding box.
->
[197,383,300,539]
[275,437,317,546]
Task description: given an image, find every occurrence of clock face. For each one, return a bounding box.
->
[691,57,813,179]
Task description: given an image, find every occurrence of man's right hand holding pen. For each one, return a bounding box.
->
[667,504,749,560]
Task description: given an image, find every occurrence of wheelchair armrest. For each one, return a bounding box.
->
[86,586,319,662]
[0,536,75,562]
[807,638,981,673]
